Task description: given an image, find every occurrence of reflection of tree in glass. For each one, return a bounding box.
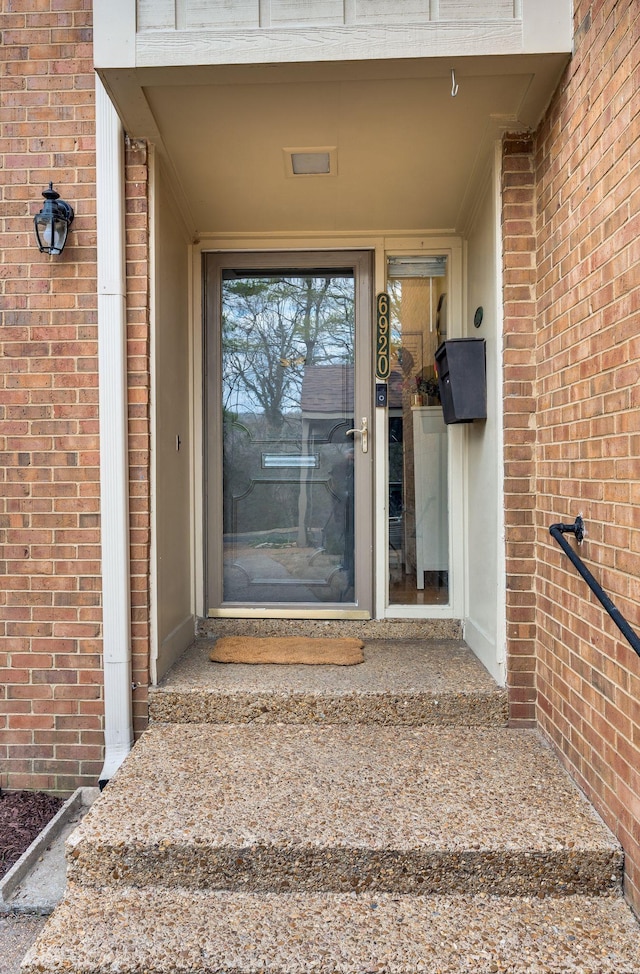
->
[222,273,355,431]
[387,279,404,374]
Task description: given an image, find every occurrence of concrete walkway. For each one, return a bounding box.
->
[0,915,47,974]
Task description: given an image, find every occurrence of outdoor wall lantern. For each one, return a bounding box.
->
[34,182,74,255]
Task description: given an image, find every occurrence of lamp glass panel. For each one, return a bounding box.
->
[35,216,53,251]
[52,217,68,254]
[35,214,68,254]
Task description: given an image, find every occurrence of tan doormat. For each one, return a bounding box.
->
[210,636,365,665]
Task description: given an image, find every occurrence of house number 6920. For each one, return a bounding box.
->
[376,292,390,380]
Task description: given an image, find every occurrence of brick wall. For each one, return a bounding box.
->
[124,139,151,738]
[0,1,151,792]
[504,0,640,912]
[502,136,538,727]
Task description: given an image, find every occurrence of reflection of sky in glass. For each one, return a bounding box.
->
[222,273,355,419]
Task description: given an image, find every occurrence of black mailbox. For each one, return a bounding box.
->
[435,338,487,425]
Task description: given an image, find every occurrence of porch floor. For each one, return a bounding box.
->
[149,637,508,726]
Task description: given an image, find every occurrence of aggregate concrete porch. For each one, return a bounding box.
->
[196,618,463,639]
[24,630,640,973]
[24,720,640,973]
[25,886,640,974]
[149,634,508,726]
[65,723,620,896]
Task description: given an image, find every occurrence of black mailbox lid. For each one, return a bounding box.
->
[435,338,487,424]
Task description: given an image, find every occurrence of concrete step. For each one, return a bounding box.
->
[197,618,463,640]
[23,884,640,973]
[150,638,508,726]
[66,723,621,896]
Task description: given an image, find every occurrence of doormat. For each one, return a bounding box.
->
[209,636,365,665]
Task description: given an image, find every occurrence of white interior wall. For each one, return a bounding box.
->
[152,162,194,682]
[463,155,506,684]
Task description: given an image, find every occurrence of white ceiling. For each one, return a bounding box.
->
[105,55,567,236]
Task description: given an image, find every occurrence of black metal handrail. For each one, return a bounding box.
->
[549,516,640,659]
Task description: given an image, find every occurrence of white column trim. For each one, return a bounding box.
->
[96,76,134,786]
[148,146,159,686]
[493,138,508,684]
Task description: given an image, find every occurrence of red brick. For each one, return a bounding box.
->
[516,0,640,915]
[0,3,151,794]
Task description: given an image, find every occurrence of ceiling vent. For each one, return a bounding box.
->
[283,147,337,177]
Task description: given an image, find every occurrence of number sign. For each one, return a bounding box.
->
[376,292,390,379]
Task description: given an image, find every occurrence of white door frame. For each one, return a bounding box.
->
[375,237,465,620]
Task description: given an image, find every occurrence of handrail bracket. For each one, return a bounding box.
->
[552,514,584,544]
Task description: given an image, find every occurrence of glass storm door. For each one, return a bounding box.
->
[205,252,373,616]
[386,255,450,608]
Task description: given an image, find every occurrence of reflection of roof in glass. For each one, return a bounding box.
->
[300,366,404,413]
[301,366,354,413]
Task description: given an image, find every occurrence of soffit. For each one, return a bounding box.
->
[100,55,568,236]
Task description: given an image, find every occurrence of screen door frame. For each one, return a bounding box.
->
[204,250,374,619]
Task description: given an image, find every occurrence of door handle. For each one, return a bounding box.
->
[346,416,368,454]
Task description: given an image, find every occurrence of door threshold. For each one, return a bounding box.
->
[208,608,371,620]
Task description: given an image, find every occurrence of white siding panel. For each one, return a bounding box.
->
[354,0,431,24]
[136,23,522,67]
[134,0,521,33]
[138,0,175,30]
[271,0,344,26]
[185,0,259,29]
[439,0,515,19]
